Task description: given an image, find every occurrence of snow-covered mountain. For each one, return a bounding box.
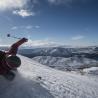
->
[18,47,73,58]
[0,45,98,59]
[32,56,98,71]
[0,55,98,98]
[83,67,98,75]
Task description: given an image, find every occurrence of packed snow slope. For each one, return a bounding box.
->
[0,55,98,98]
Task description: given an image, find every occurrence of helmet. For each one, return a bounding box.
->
[6,55,21,68]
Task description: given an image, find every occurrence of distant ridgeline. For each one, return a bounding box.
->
[17,47,98,60]
[0,46,9,51]
[0,46,98,60]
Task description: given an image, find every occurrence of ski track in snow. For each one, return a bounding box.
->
[0,55,98,98]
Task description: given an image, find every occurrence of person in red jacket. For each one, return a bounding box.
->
[0,38,28,80]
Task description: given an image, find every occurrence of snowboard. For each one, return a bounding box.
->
[3,71,16,81]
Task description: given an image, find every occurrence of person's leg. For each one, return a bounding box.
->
[8,44,18,55]
[6,38,28,55]
[3,71,15,81]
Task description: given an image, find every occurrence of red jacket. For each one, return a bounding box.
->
[0,51,10,74]
[0,38,28,75]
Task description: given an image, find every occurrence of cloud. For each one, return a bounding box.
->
[48,0,72,5]
[0,0,38,18]
[31,0,40,4]
[71,35,84,40]
[47,0,89,6]
[26,25,40,29]
[24,39,59,47]
[26,25,33,29]
[0,0,28,11]
[11,25,40,30]
[11,26,18,30]
[13,9,35,17]
[35,25,40,29]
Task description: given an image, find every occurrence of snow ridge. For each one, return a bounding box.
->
[33,56,98,71]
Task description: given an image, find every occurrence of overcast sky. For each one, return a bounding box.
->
[0,0,98,46]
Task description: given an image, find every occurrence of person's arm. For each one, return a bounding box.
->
[6,38,28,55]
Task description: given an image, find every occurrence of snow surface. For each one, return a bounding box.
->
[0,55,98,98]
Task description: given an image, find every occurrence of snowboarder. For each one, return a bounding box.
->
[0,37,28,80]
